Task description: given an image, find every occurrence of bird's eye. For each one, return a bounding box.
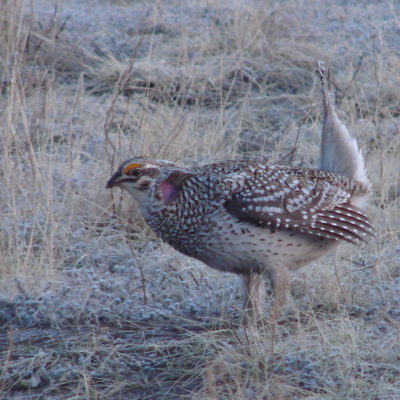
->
[126,169,141,177]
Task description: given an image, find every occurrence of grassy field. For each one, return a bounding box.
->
[0,0,399,399]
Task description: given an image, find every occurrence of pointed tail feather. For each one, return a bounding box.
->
[317,61,371,208]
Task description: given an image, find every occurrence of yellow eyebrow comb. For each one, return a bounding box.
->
[123,163,144,174]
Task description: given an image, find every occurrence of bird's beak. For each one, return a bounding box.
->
[106,171,122,188]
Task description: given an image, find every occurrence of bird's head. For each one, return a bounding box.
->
[107,157,192,205]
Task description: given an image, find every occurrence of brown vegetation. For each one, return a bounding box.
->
[0,0,399,398]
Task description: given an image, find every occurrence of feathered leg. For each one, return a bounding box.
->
[242,272,265,326]
[265,266,290,323]
[242,266,290,328]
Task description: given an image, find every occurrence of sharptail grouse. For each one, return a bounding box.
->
[107,63,374,323]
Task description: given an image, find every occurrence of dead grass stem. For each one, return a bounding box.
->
[0,0,399,399]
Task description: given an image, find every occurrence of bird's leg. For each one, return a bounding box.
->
[264,266,290,324]
[242,272,265,326]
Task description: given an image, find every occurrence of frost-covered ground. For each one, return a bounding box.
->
[0,0,399,399]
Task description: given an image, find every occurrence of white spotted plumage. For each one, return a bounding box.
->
[107,62,374,323]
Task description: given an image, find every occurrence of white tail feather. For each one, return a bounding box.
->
[318,62,370,208]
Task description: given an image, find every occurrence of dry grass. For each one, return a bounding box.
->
[0,0,399,399]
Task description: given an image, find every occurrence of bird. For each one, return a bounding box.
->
[106,62,374,324]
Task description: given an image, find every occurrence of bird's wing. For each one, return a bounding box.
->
[223,166,374,244]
